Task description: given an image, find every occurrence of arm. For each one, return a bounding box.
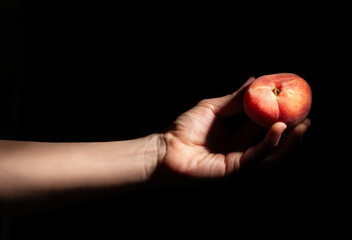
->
[0,77,310,216]
[0,134,166,216]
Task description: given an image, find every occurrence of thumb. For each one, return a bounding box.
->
[199,77,256,119]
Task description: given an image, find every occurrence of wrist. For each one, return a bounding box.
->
[144,133,167,180]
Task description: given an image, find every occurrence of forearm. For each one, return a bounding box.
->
[0,134,166,215]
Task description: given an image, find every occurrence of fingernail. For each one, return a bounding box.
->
[277,122,287,133]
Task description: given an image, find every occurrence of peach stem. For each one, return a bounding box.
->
[272,87,280,96]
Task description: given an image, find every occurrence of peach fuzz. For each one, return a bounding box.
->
[243,73,312,128]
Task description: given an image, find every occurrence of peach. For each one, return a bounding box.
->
[243,73,312,128]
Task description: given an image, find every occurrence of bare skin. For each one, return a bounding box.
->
[0,77,310,216]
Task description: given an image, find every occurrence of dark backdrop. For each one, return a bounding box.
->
[1,1,349,239]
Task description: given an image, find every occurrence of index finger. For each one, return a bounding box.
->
[263,118,311,163]
[239,122,287,168]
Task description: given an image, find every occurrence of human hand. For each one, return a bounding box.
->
[161,77,310,178]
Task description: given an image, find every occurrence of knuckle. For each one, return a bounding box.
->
[198,99,217,112]
[198,98,212,106]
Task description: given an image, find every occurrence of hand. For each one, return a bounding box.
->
[162,77,311,178]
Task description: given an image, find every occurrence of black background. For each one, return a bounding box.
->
[1,1,350,239]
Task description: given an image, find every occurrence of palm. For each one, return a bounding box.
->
[164,103,223,177]
[164,100,258,177]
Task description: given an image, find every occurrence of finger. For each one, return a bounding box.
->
[239,122,287,168]
[263,118,311,163]
[225,122,286,174]
[198,77,256,119]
